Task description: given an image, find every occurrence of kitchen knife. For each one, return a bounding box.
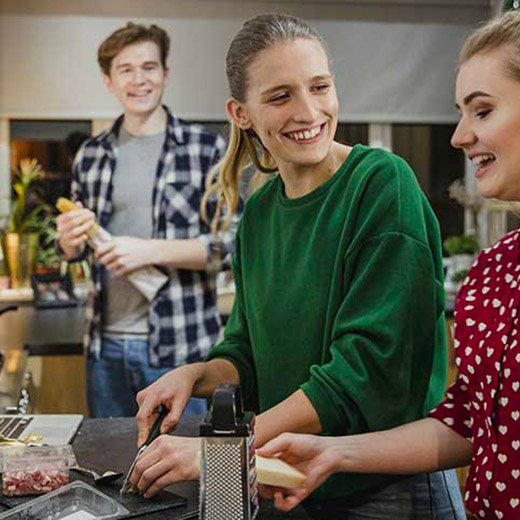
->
[120,406,169,496]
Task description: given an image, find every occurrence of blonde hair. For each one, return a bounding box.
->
[460,11,520,82]
[201,14,327,232]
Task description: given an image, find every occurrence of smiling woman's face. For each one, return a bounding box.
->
[451,45,520,201]
[228,38,339,174]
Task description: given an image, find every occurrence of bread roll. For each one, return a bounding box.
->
[55,197,80,214]
[56,197,99,234]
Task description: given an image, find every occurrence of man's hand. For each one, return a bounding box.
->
[130,435,201,498]
[257,433,343,511]
[95,236,155,276]
[56,203,95,259]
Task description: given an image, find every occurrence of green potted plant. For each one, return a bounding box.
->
[1,158,52,288]
[443,234,480,257]
[36,213,61,273]
[443,234,479,296]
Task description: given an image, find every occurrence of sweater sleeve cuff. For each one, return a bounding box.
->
[205,354,258,411]
[300,371,350,436]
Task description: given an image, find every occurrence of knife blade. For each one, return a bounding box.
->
[120,406,168,496]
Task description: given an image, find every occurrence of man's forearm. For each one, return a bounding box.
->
[254,390,323,447]
[57,237,85,261]
[337,418,472,475]
[149,239,208,270]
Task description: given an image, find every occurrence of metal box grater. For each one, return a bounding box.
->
[199,384,258,520]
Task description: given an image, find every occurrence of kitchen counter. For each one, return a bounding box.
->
[0,287,235,356]
[0,416,311,519]
[0,290,234,414]
[0,303,85,354]
[0,304,87,414]
[0,286,235,330]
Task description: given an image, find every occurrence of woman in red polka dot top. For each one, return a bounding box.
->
[258,11,520,520]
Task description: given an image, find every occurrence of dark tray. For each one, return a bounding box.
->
[0,471,187,518]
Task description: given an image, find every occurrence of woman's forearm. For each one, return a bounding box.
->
[254,390,322,447]
[337,418,472,475]
[191,359,240,397]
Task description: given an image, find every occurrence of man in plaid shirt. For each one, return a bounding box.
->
[56,23,237,417]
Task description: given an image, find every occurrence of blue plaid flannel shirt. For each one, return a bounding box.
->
[70,107,238,367]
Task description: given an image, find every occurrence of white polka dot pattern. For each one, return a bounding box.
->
[430,230,520,519]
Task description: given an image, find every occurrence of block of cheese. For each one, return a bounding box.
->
[256,455,305,489]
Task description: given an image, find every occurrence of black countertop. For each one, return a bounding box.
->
[0,417,311,519]
[0,304,85,354]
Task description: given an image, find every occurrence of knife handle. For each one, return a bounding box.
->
[144,405,169,447]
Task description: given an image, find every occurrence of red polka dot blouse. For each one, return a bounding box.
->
[430,230,520,520]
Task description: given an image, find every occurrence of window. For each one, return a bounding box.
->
[10,120,92,206]
[392,124,465,241]
[335,123,369,147]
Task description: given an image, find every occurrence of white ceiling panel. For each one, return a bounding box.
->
[0,0,491,23]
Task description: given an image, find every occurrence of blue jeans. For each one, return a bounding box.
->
[301,470,466,520]
[86,336,207,419]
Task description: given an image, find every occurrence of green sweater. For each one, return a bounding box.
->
[207,144,447,499]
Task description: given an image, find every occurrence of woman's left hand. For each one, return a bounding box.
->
[130,435,200,498]
[257,433,343,511]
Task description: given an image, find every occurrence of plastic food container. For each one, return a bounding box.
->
[1,445,76,497]
[0,480,129,519]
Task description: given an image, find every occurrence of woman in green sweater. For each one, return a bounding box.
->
[132,13,464,518]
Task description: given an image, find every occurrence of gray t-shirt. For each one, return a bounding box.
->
[101,126,165,337]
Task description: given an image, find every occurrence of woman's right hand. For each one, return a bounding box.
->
[56,203,96,258]
[130,435,201,498]
[136,363,203,446]
[256,433,345,511]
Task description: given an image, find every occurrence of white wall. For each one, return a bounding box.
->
[0,5,482,217]
[0,15,232,120]
[0,13,475,122]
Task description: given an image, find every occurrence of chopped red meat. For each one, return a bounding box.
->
[2,467,69,496]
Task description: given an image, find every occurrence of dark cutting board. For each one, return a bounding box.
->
[0,471,187,518]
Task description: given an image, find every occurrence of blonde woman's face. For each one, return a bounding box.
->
[451,46,520,201]
[232,38,339,172]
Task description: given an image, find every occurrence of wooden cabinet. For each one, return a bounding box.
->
[446,317,470,494]
[26,354,88,415]
[0,301,87,414]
